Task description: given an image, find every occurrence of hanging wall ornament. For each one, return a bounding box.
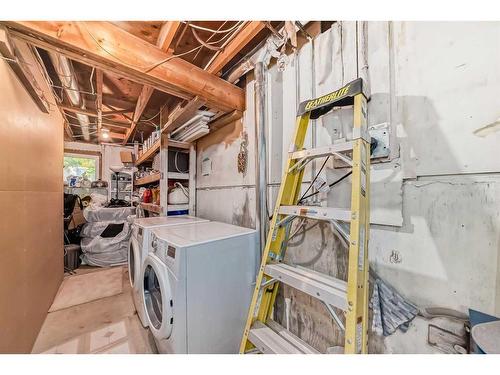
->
[237,132,249,175]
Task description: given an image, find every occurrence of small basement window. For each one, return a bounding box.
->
[64,153,100,182]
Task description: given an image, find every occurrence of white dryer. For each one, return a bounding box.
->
[142,221,258,353]
[128,216,208,327]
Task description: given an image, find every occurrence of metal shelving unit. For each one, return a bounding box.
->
[109,170,134,205]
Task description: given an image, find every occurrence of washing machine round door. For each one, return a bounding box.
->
[128,237,140,289]
[142,255,174,339]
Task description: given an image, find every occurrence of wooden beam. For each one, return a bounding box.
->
[109,131,125,140]
[0,27,49,113]
[124,21,181,144]
[102,119,131,129]
[162,96,206,134]
[102,94,137,110]
[103,102,134,122]
[63,120,74,140]
[157,21,181,52]
[59,104,97,117]
[124,85,153,144]
[206,21,265,74]
[208,110,243,131]
[96,68,103,140]
[103,107,134,115]
[4,21,245,112]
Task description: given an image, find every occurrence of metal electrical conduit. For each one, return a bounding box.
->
[225,31,288,254]
[254,61,268,253]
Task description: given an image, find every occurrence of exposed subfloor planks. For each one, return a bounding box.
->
[32,266,157,354]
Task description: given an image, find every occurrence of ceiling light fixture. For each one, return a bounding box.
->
[101,128,110,139]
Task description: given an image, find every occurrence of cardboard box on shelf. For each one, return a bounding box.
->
[120,151,134,164]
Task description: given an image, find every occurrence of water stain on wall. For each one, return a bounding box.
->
[231,190,255,228]
[197,119,243,154]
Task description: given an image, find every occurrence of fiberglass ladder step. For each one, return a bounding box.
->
[278,205,352,222]
[249,320,320,354]
[290,141,354,160]
[264,263,348,310]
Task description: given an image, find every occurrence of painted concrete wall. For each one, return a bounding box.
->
[195,75,257,228]
[196,21,500,353]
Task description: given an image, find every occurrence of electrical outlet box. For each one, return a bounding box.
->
[369,122,390,159]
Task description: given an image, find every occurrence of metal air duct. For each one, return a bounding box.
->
[48,52,91,141]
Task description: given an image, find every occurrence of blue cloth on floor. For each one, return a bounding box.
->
[370,273,419,336]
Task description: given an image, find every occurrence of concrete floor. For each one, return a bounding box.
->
[32,266,157,354]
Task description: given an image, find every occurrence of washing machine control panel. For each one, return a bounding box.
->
[151,234,176,268]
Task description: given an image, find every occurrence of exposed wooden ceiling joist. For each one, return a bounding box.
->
[124,85,153,144]
[208,110,243,131]
[157,21,181,53]
[3,21,245,113]
[206,21,265,74]
[161,96,206,134]
[60,104,97,117]
[102,120,131,130]
[103,107,134,115]
[124,21,182,144]
[102,95,137,110]
[109,131,126,140]
[0,27,50,113]
[159,22,264,137]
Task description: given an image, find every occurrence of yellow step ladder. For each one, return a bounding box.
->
[240,78,371,354]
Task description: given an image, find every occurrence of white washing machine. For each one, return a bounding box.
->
[128,216,208,327]
[142,221,258,353]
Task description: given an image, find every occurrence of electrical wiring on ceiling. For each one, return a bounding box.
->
[82,22,204,75]
[189,21,244,51]
[140,109,161,122]
[143,26,241,73]
[192,21,228,61]
[47,83,97,96]
[11,46,73,115]
[83,21,244,78]
[138,120,159,128]
[203,22,247,70]
[182,21,243,34]
[63,112,91,122]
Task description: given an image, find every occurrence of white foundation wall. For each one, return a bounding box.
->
[195,76,257,228]
[195,21,500,353]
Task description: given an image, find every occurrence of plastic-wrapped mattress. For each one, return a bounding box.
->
[83,206,136,223]
[80,219,132,267]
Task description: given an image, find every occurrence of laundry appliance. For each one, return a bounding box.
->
[142,221,258,353]
[128,215,209,327]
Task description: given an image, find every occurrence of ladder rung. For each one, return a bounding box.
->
[248,321,319,354]
[279,205,351,222]
[290,141,354,160]
[266,320,320,354]
[264,263,348,310]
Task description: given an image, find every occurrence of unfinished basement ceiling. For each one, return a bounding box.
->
[23,21,280,145]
